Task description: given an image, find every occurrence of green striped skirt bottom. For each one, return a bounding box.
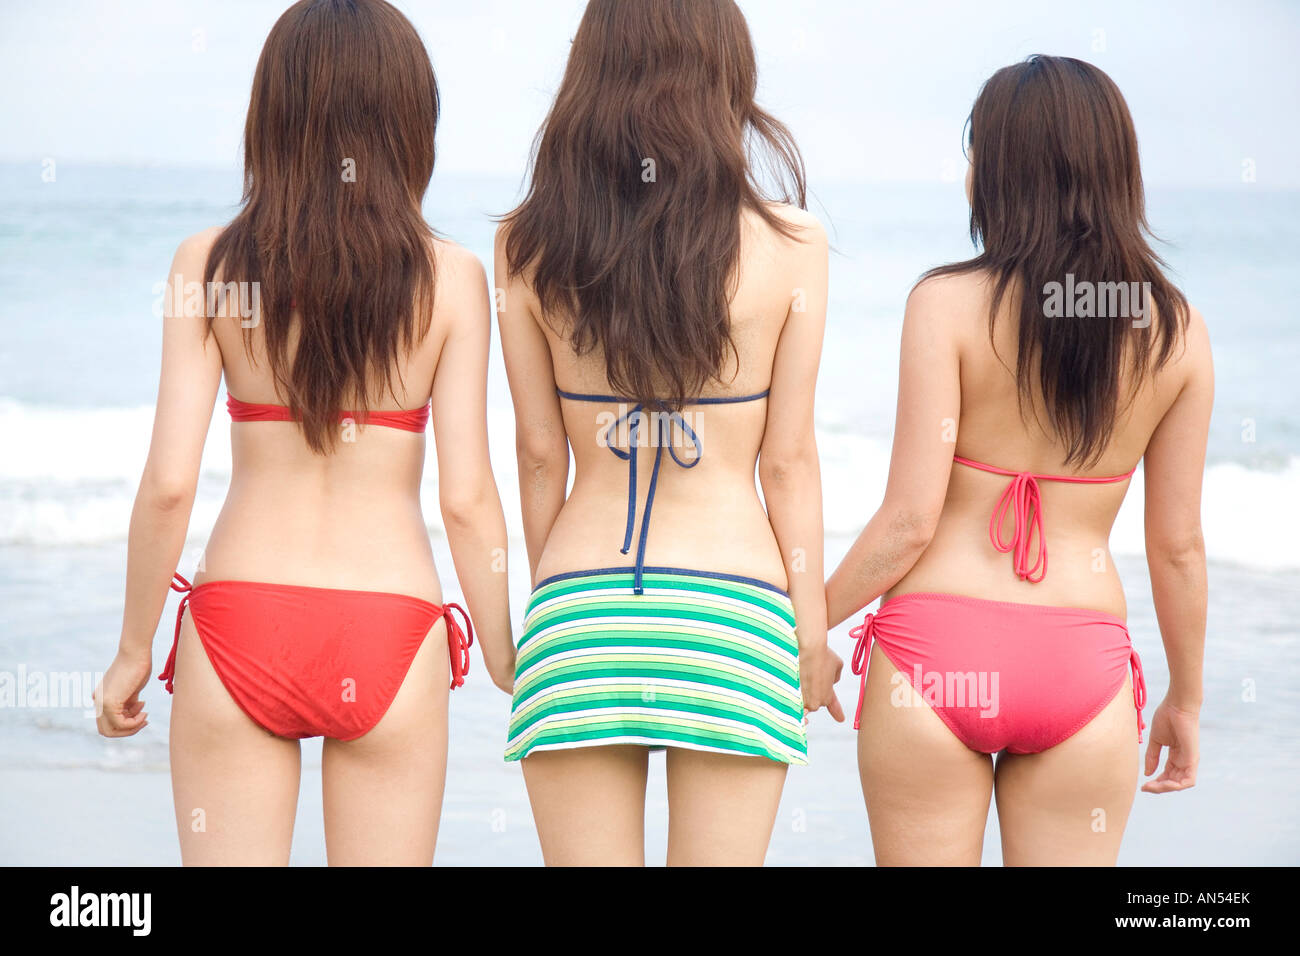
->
[505,567,809,765]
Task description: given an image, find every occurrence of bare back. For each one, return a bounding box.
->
[890,270,1210,617]
[501,204,827,591]
[192,230,482,604]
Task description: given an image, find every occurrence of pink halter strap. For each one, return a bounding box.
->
[953,456,1135,583]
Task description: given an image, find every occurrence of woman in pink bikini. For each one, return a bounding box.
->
[93,0,514,865]
[827,55,1212,865]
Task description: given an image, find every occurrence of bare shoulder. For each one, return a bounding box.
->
[757,201,826,250]
[1184,303,1210,352]
[493,217,513,259]
[432,238,488,309]
[428,238,490,341]
[908,268,985,308]
[764,201,824,232]
[433,236,487,288]
[1169,301,1213,381]
[904,269,988,340]
[492,217,532,283]
[172,225,226,275]
[490,219,545,324]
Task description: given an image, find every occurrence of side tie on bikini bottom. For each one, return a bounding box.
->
[848,611,877,731]
[440,601,474,689]
[159,572,193,694]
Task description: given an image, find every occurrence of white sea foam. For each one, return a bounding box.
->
[1,397,1296,570]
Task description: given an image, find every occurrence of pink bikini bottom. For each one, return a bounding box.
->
[849,592,1145,755]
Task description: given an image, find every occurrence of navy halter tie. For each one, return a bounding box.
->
[556,388,770,594]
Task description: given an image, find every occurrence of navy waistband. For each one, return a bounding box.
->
[555,388,770,594]
[532,563,791,597]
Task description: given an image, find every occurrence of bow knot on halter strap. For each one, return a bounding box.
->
[952,455,1135,584]
[556,387,768,595]
[602,403,703,593]
[989,470,1048,583]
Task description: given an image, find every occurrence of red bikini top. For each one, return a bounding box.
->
[953,455,1136,584]
[226,395,430,432]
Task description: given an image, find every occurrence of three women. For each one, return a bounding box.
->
[95,0,1208,867]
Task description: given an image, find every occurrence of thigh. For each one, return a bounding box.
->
[664,747,788,866]
[321,624,450,866]
[858,645,994,866]
[168,612,301,866]
[521,745,649,866]
[995,677,1139,866]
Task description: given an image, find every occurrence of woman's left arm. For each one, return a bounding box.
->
[758,214,843,720]
[97,232,223,737]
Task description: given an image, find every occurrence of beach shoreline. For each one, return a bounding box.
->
[2,540,1295,866]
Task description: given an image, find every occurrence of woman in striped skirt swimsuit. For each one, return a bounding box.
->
[494,0,843,865]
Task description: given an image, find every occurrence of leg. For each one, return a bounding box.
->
[995,677,1140,866]
[858,644,994,866]
[168,612,301,865]
[521,745,649,866]
[664,747,788,866]
[322,622,450,866]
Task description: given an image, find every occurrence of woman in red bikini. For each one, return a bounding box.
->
[93,0,514,865]
[827,56,1212,865]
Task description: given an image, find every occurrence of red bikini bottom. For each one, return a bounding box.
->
[159,574,472,741]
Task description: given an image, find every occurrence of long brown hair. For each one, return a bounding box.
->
[502,0,807,409]
[928,55,1188,465]
[205,0,439,452]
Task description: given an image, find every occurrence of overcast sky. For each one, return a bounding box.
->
[2,0,1297,187]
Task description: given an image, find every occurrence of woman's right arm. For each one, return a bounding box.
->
[1140,306,1213,793]
[493,225,569,585]
[97,231,223,737]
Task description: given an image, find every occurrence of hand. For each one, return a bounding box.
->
[1141,698,1199,793]
[799,641,845,722]
[486,643,516,695]
[94,648,153,738]
[489,665,516,695]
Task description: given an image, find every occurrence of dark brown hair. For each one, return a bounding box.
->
[928,55,1188,465]
[205,0,439,452]
[502,0,807,409]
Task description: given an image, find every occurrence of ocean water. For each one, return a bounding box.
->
[0,162,1297,865]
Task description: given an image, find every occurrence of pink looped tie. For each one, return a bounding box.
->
[1129,646,1147,743]
[848,612,877,731]
[953,456,1135,584]
[989,470,1047,583]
